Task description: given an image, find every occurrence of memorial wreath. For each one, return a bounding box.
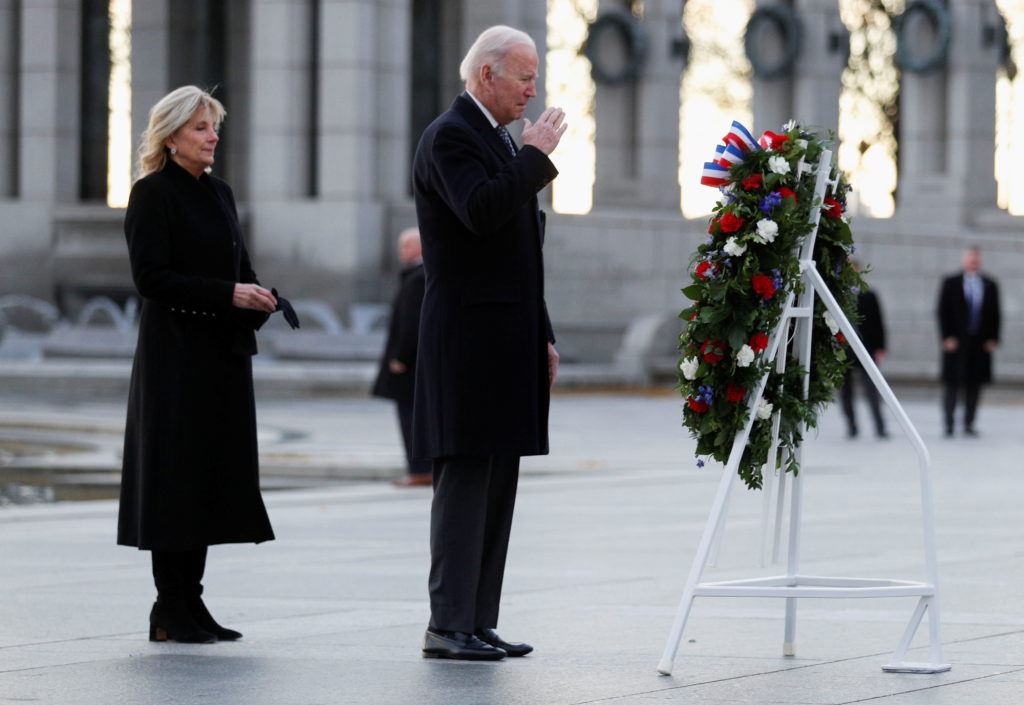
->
[679,122,865,490]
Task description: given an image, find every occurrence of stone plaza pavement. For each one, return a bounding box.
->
[1,385,1022,704]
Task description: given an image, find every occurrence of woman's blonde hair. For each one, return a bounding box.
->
[135,85,226,179]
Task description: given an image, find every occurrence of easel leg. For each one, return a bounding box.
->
[658,457,741,675]
[783,598,797,657]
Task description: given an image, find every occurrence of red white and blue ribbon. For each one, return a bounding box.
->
[700,120,760,188]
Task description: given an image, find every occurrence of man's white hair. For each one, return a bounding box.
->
[459,25,536,83]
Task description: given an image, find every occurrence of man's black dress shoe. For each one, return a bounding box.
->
[474,628,533,657]
[422,628,506,660]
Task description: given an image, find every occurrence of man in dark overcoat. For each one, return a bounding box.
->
[840,274,888,439]
[937,247,1001,437]
[373,227,430,486]
[411,25,566,661]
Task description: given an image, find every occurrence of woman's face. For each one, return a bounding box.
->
[166,106,219,177]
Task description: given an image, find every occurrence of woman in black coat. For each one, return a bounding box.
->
[118,86,287,643]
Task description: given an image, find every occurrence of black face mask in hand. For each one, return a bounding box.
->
[271,288,301,329]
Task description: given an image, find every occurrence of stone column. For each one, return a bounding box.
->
[0,0,18,197]
[792,0,844,133]
[947,0,999,219]
[249,0,316,199]
[375,0,410,205]
[130,0,172,168]
[246,0,410,302]
[896,22,949,216]
[592,0,682,210]
[896,0,1000,222]
[19,1,80,201]
[749,0,795,135]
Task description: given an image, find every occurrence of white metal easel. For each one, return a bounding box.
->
[657,150,950,676]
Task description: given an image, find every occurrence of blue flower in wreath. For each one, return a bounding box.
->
[759,191,783,215]
[697,385,715,406]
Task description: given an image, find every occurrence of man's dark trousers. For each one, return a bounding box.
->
[428,455,520,633]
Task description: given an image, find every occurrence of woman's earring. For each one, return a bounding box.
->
[169,147,177,155]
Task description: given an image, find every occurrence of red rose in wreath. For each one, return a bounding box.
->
[835,333,846,344]
[823,196,843,218]
[696,261,717,279]
[700,339,726,364]
[749,332,769,352]
[763,131,791,150]
[725,383,746,403]
[719,211,744,233]
[687,396,709,413]
[777,186,797,201]
[751,274,776,299]
[742,174,763,191]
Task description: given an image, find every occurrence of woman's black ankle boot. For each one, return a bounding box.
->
[149,598,217,643]
[188,593,242,641]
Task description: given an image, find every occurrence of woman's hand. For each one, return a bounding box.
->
[547,342,559,387]
[232,283,277,312]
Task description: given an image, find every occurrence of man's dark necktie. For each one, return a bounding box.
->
[966,276,982,334]
[496,125,517,156]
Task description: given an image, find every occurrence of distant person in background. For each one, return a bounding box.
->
[118,86,298,645]
[840,265,888,439]
[373,227,430,487]
[937,246,1001,437]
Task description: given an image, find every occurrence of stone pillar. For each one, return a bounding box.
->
[249,0,316,199]
[896,27,949,215]
[246,0,410,302]
[0,0,18,197]
[947,0,999,220]
[19,1,80,201]
[375,0,411,204]
[749,0,795,135]
[592,0,682,210]
[792,0,844,133]
[896,0,999,222]
[130,0,172,168]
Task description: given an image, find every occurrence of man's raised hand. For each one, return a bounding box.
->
[521,107,568,155]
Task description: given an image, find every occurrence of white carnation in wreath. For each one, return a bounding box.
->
[754,219,778,244]
[822,310,839,335]
[723,237,747,257]
[679,356,700,380]
[756,399,774,420]
[768,155,790,175]
[735,344,755,368]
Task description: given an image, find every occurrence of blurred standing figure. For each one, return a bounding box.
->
[840,272,888,439]
[373,227,430,487]
[118,86,287,644]
[937,247,1001,437]
[412,25,566,661]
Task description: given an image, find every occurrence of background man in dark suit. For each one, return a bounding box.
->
[840,267,888,439]
[411,25,566,661]
[372,227,430,486]
[937,247,1001,437]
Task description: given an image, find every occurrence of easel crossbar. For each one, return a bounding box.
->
[695,576,935,599]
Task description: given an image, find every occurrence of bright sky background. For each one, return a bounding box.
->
[107,0,132,208]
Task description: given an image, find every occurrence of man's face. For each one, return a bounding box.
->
[962,250,981,273]
[481,44,538,125]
